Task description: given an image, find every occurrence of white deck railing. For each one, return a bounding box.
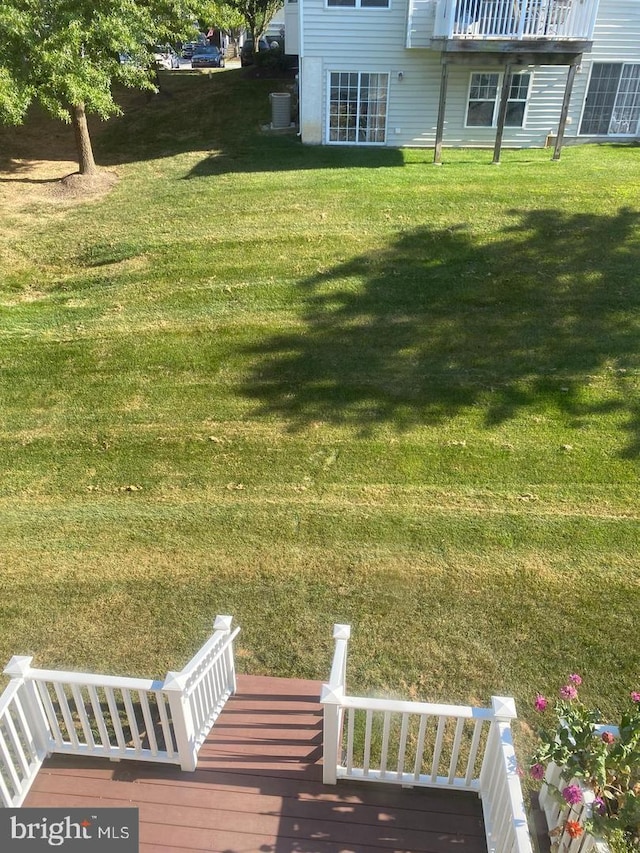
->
[0,615,239,806]
[480,708,535,853]
[434,0,600,40]
[0,678,47,807]
[321,625,534,853]
[164,618,239,768]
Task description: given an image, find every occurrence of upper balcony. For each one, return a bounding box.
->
[433,0,600,43]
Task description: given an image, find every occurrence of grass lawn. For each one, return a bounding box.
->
[0,69,638,741]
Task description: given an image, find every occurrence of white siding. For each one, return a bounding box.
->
[434,65,570,147]
[285,0,300,54]
[385,57,443,145]
[407,0,438,48]
[302,0,407,57]
[524,66,572,141]
[590,0,640,62]
[300,0,413,144]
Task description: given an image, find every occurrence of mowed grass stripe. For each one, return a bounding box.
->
[0,73,638,731]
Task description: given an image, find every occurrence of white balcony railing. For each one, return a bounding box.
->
[0,615,239,806]
[434,0,600,40]
[321,625,534,853]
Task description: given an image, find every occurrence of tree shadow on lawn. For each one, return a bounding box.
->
[97,71,405,173]
[241,207,640,455]
[183,134,405,178]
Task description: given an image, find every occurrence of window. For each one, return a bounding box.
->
[467,73,499,127]
[328,72,388,144]
[328,0,389,8]
[466,71,531,127]
[580,63,640,136]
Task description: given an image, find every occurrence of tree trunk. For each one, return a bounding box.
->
[71,102,97,175]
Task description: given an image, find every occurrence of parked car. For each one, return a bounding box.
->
[191,45,225,68]
[240,39,271,67]
[181,42,200,59]
[153,45,180,69]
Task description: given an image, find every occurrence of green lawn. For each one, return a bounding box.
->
[0,70,638,736]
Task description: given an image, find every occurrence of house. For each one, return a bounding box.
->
[284,0,640,156]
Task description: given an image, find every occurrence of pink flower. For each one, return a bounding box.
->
[568,673,582,686]
[530,763,545,781]
[562,784,583,805]
[631,691,640,703]
[560,684,578,700]
[534,693,548,712]
[593,797,606,816]
[601,731,615,744]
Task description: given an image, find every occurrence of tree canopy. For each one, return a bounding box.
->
[198,1,245,34]
[227,0,282,52]
[0,0,199,173]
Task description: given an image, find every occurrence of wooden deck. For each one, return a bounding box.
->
[24,675,488,853]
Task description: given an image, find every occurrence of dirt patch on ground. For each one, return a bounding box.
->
[45,169,119,201]
[0,162,119,210]
[0,106,120,209]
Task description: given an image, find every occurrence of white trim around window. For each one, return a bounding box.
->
[465,70,532,129]
[326,0,390,8]
[326,71,389,145]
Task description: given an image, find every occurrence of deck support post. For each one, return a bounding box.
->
[492,64,513,165]
[552,62,579,161]
[433,61,449,165]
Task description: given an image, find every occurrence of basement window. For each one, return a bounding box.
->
[466,71,531,127]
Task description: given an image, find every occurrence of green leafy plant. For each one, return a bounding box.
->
[530,677,640,849]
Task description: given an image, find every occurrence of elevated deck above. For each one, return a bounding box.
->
[434,0,599,40]
[407,0,598,51]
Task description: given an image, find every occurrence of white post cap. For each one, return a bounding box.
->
[491,696,518,719]
[4,655,34,677]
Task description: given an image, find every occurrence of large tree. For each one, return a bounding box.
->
[199,0,245,36]
[228,0,282,58]
[0,0,197,174]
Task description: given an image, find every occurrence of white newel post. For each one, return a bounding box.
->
[320,624,351,785]
[481,696,534,853]
[163,670,198,772]
[213,614,236,694]
[320,683,342,785]
[3,656,51,756]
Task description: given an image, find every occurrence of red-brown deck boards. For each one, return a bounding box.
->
[24,674,487,853]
